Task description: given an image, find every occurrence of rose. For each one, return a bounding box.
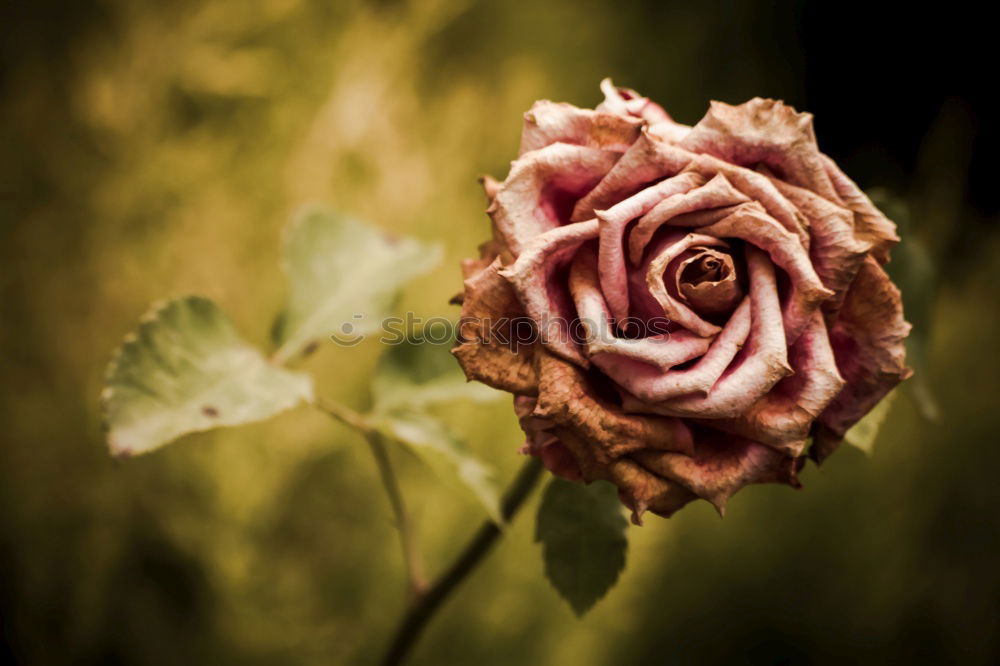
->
[453,79,911,523]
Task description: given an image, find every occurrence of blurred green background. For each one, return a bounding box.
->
[2,1,997,664]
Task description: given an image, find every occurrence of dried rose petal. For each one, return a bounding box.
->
[453,81,911,523]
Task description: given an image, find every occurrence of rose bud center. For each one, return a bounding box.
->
[669,245,745,318]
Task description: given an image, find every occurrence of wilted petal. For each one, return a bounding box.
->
[821,154,900,264]
[596,172,705,321]
[613,462,697,524]
[767,176,872,318]
[812,257,912,461]
[628,174,751,262]
[633,428,799,513]
[647,119,692,144]
[519,100,644,155]
[514,394,553,431]
[651,247,792,418]
[709,309,845,456]
[597,77,672,125]
[452,258,539,395]
[458,178,516,283]
[667,204,745,228]
[533,351,700,525]
[459,246,497,281]
[613,297,752,403]
[696,202,833,343]
[571,129,694,221]
[682,98,838,201]
[500,220,599,366]
[515,396,582,481]
[480,174,502,203]
[682,154,811,247]
[569,249,712,368]
[534,434,585,481]
[490,143,620,255]
[460,232,512,283]
[554,428,697,524]
[533,351,696,462]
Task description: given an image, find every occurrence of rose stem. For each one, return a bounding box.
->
[315,397,428,600]
[380,456,545,666]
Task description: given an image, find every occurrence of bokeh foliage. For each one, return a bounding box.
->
[2,1,997,664]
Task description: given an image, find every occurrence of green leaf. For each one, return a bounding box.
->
[102,296,314,457]
[844,389,898,455]
[371,335,500,411]
[273,205,443,363]
[535,477,629,616]
[368,337,503,520]
[371,410,501,523]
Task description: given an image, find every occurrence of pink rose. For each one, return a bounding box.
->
[453,79,911,523]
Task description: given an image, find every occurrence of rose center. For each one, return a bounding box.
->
[675,247,744,317]
[683,254,724,284]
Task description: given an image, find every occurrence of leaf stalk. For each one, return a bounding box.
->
[380,456,544,666]
[315,397,428,599]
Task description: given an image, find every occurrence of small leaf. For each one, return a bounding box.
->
[372,410,501,523]
[535,477,629,616]
[844,389,898,454]
[273,206,443,363]
[371,335,500,411]
[368,337,502,520]
[102,296,314,457]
